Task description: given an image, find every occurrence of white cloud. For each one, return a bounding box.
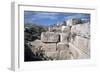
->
[31,12,60,20]
[64,14,89,20]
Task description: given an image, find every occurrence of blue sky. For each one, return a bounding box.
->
[24,11,90,26]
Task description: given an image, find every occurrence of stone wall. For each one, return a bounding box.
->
[30,18,90,60]
[41,32,72,60]
[70,22,90,59]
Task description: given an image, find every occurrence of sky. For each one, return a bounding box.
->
[24,11,90,26]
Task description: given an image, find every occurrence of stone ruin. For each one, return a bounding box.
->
[29,18,90,60]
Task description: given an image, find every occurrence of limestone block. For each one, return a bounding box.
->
[67,18,81,26]
[72,36,90,55]
[44,51,59,60]
[71,22,90,38]
[42,43,57,52]
[60,32,70,43]
[41,32,59,43]
[61,26,71,32]
[69,43,90,59]
[68,43,80,59]
[59,50,73,60]
[77,51,90,59]
[57,42,69,51]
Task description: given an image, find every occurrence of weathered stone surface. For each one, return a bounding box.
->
[30,39,43,49]
[59,50,73,60]
[71,36,90,55]
[67,18,82,26]
[77,50,90,59]
[57,42,69,51]
[29,40,43,55]
[68,43,80,59]
[71,22,90,38]
[61,26,71,32]
[77,51,90,59]
[42,43,57,52]
[60,32,71,43]
[41,32,59,43]
[44,51,59,60]
[69,43,90,59]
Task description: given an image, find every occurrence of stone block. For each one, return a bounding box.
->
[59,50,73,60]
[41,32,59,43]
[60,33,70,43]
[68,43,80,59]
[42,43,57,52]
[61,26,71,32]
[72,36,90,55]
[57,42,69,51]
[69,43,90,59]
[44,51,59,60]
[67,18,82,26]
[71,22,90,38]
